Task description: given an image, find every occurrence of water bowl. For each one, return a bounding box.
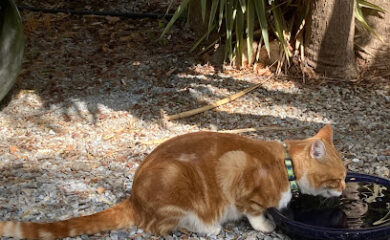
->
[268,172,390,240]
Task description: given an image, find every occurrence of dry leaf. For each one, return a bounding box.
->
[105,16,120,24]
[166,67,177,77]
[9,145,20,154]
[99,114,108,120]
[90,22,103,26]
[255,66,272,76]
[382,150,390,156]
[90,178,100,183]
[96,187,105,194]
[120,35,131,42]
[103,134,114,140]
[65,145,74,151]
[117,156,127,162]
[43,14,51,29]
[101,44,112,53]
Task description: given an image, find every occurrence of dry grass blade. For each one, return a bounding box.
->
[167,80,266,120]
[160,0,190,39]
[140,137,170,145]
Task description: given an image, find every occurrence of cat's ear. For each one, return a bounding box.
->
[310,140,326,160]
[315,124,333,143]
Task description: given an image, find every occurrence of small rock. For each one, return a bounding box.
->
[129,226,137,235]
[377,156,389,161]
[375,166,390,177]
[352,158,360,163]
[245,237,256,240]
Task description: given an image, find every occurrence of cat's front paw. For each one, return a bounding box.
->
[247,214,276,233]
[206,225,222,235]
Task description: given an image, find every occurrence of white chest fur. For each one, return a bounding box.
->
[219,205,243,224]
[278,189,292,210]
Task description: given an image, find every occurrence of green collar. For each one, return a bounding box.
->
[283,143,299,192]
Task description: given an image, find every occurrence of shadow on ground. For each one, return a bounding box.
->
[1,9,387,144]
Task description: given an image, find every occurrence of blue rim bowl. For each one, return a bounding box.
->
[268,172,390,240]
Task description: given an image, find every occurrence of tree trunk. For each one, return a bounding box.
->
[304,0,358,79]
[188,0,211,38]
[188,0,227,64]
[355,0,390,66]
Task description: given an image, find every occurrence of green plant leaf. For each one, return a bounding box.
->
[254,0,270,56]
[355,2,383,42]
[357,0,385,13]
[225,0,234,61]
[208,0,219,37]
[196,37,220,56]
[239,0,247,13]
[159,0,190,39]
[165,0,176,15]
[246,0,255,63]
[201,0,207,22]
[270,1,292,59]
[190,24,216,53]
[236,5,245,65]
[232,0,238,20]
[218,0,226,30]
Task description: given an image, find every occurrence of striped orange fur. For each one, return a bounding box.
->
[0,125,346,239]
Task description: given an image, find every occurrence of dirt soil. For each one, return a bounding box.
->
[0,1,389,240]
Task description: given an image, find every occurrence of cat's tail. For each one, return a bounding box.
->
[0,199,135,240]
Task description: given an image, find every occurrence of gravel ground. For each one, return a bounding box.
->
[0,3,389,240]
[15,0,179,14]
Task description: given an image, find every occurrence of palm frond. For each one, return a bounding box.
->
[355,1,383,42]
[161,0,385,69]
[159,0,190,39]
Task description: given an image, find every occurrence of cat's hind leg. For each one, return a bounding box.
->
[246,213,276,233]
[147,205,187,235]
[178,213,222,235]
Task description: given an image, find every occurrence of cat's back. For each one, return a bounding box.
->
[147,131,255,159]
[138,131,278,168]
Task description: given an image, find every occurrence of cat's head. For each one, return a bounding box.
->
[289,125,347,198]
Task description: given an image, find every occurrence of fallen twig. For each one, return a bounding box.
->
[167,82,264,120]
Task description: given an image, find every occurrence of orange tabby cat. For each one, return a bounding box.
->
[0,125,346,239]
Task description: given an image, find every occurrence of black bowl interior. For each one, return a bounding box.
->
[268,172,390,240]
